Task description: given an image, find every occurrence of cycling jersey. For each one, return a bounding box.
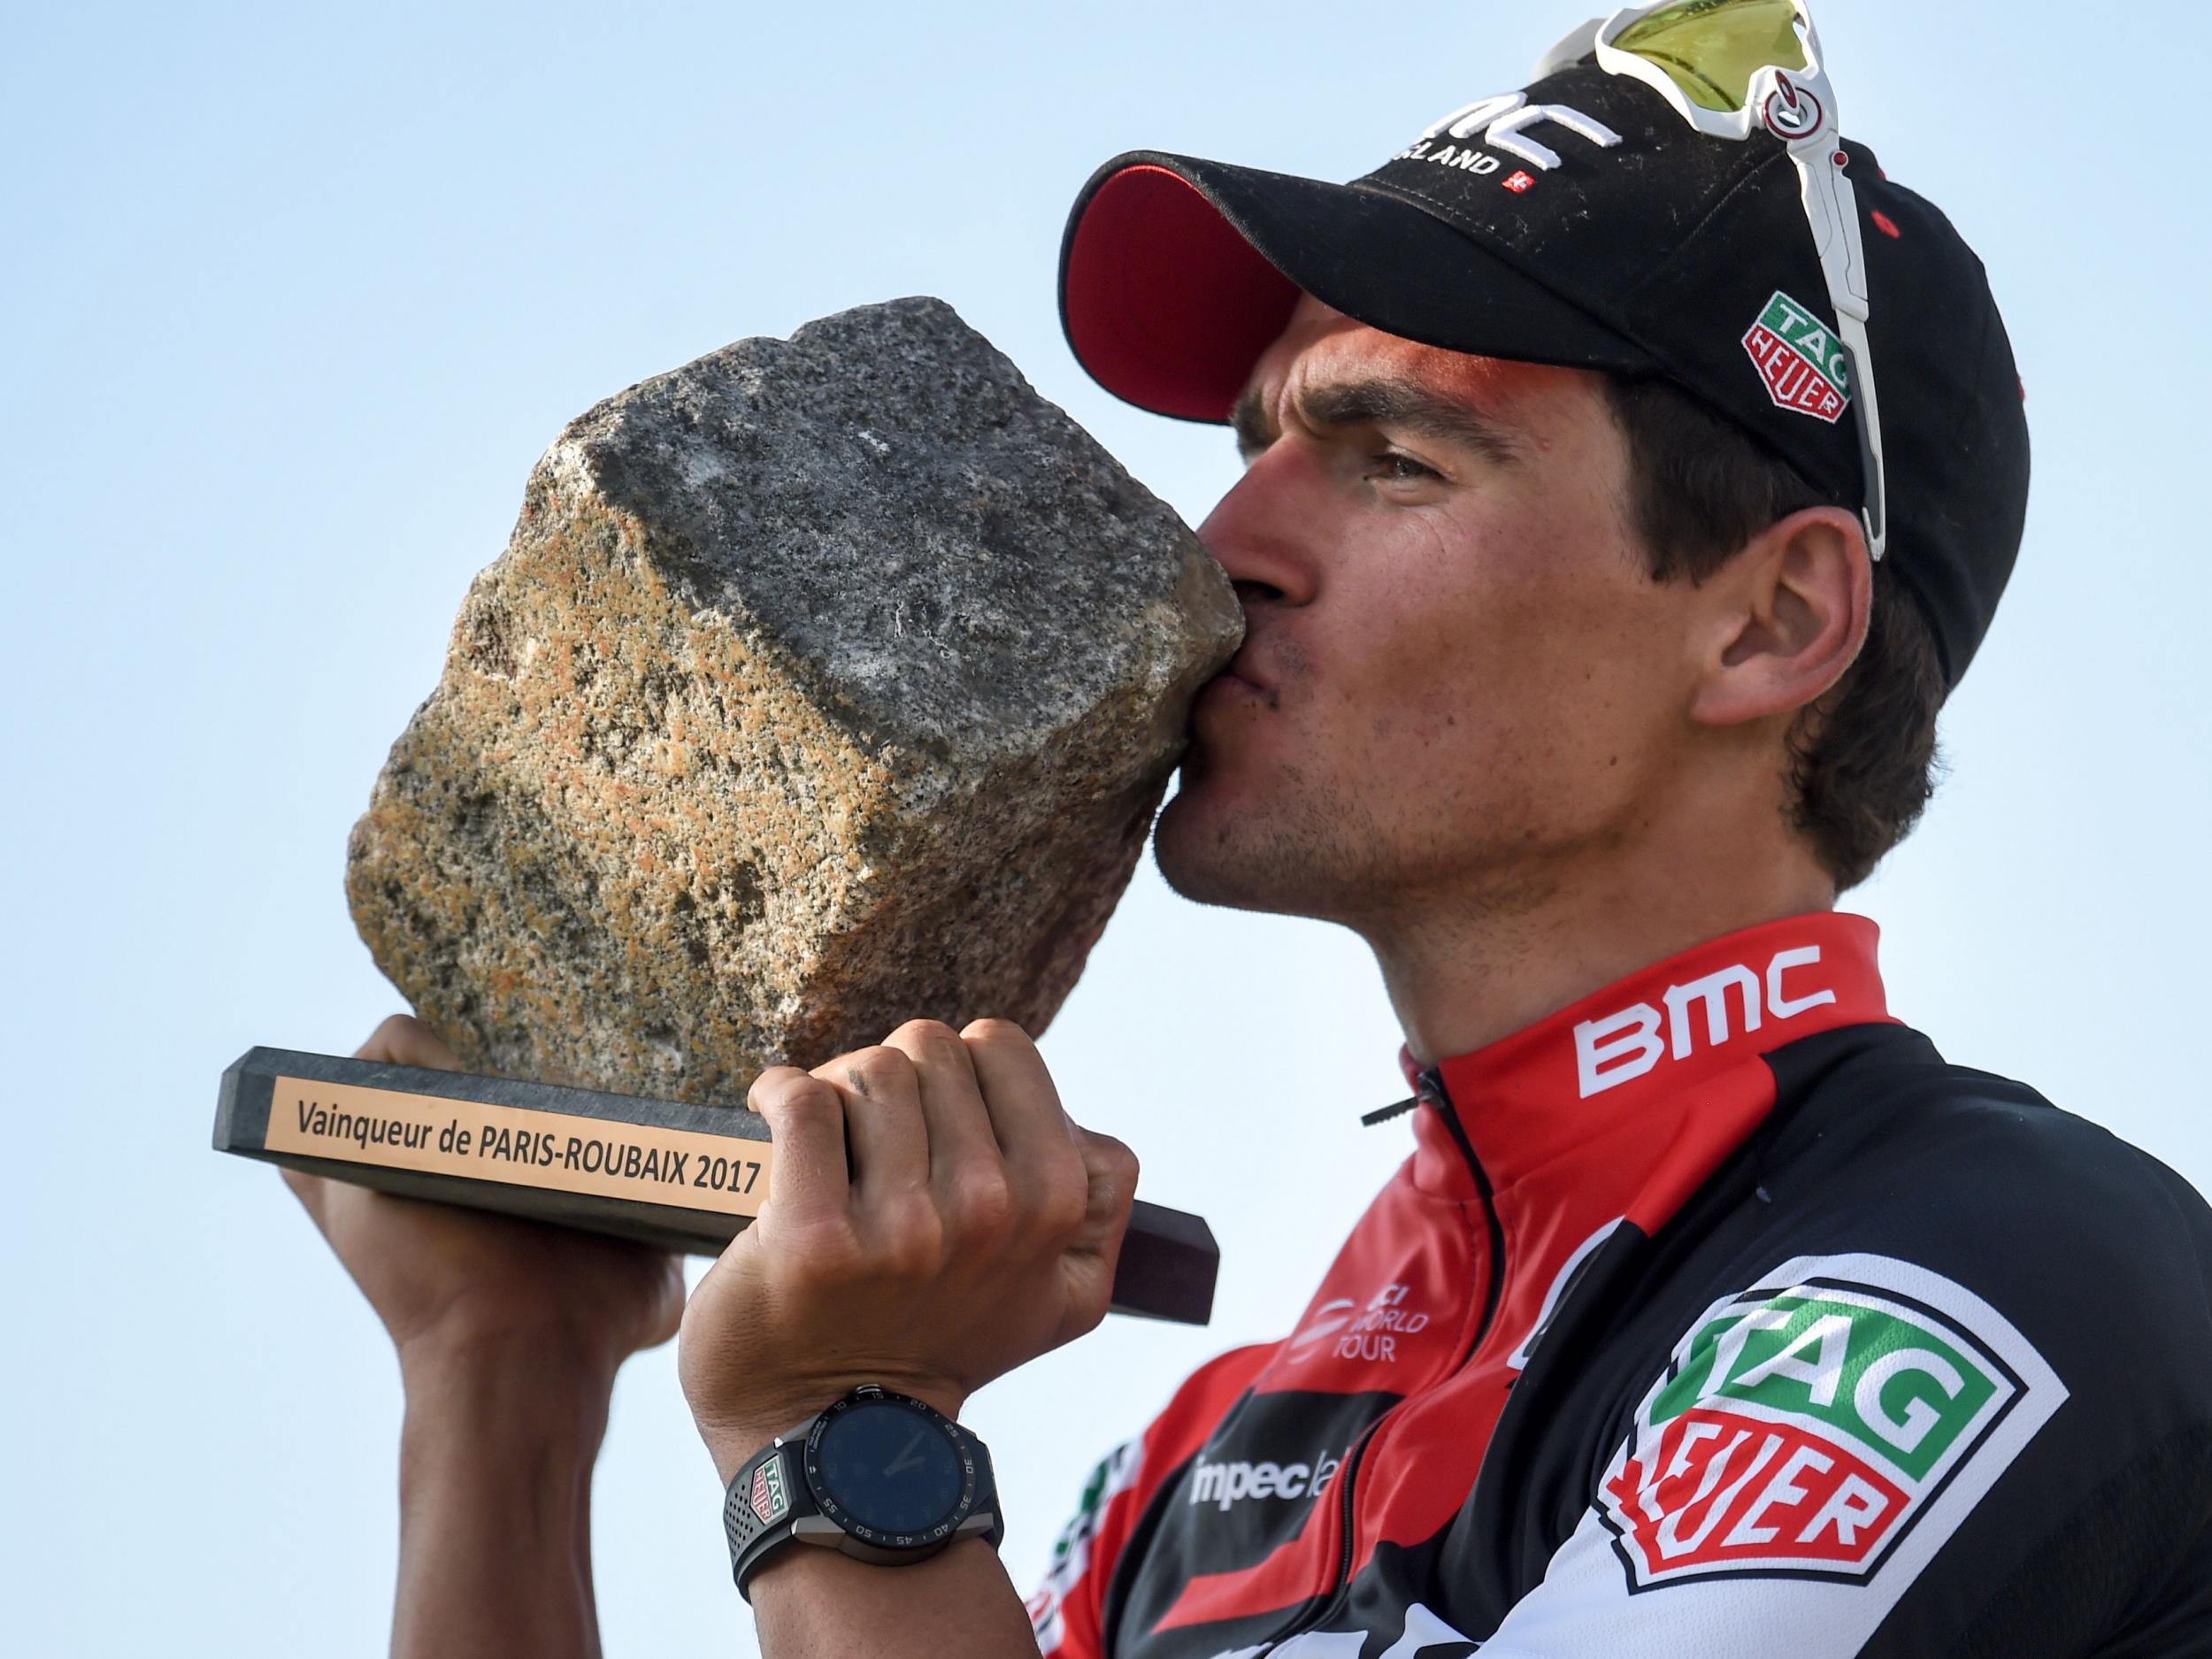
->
[1028,912,2212,1657]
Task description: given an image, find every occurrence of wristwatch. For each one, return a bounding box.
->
[722,1383,1003,1601]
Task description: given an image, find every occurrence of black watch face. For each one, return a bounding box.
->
[806,1398,972,1544]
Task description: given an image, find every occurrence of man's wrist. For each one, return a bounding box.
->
[398,1303,633,1385]
[399,1325,620,1458]
[699,1375,970,1486]
[747,1532,1002,1602]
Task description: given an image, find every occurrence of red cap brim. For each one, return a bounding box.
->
[1061,163,1301,423]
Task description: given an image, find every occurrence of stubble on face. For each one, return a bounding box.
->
[1156,635,1394,922]
[1154,692,1565,933]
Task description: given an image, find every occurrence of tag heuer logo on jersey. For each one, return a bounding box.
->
[1743,290,1851,424]
[750,1458,790,1526]
[1596,1254,2064,1591]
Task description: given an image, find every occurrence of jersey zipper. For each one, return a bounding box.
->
[1421,1066,1509,1370]
[1253,1065,1504,1652]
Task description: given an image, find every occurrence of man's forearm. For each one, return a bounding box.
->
[749,1538,1039,1659]
[392,1335,615,1659]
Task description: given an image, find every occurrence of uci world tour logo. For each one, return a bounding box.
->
[1743,290,1852,424]
[1595,1255,2062,1591]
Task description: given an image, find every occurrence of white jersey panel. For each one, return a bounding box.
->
[1478,1252,2067,1655]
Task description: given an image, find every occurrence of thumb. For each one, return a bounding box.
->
[280,1164,329,1229]
[354,1012,463,1072]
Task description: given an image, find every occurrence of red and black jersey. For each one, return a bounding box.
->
[1028,913,2212,1657]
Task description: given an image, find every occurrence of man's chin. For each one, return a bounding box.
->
[1151,755,1393,924]
[1150,784,1239,906]
[1151,783,1299,916]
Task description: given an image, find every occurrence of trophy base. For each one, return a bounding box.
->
[215,1047,1218,1327]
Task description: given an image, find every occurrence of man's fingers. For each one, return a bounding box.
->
[959,1019,1069,1159]
[822,1046,928,1200]
[352,1012,462,1072]
[1052,1131,1141,1348]
[748,1066,850,1226]
[962,1018,1088,1237]
[1077,1129,1141,1240]
[883,1020,1003,1200]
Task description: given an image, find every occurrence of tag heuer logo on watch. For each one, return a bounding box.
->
[1596,1253,2064,1592]
[751,1459,790,1526]
[1743,290,1851,424]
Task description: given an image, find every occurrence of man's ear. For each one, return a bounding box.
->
[1688,505,1870,731]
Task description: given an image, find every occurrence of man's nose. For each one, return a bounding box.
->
[1195,445,1322,609]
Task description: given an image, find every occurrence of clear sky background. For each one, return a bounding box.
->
[5,2,2208,1654]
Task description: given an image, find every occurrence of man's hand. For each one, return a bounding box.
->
[284,1013,683,1659]
[679,1017,1139,1479]
[283,1012,683,1374]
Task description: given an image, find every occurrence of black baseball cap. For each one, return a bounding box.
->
[1057,50,2029,687]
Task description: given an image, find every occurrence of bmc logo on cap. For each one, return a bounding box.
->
[1399,90,1623,175]
[1573,946,1836,1098]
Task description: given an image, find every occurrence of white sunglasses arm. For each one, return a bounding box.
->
[1785,129,1886,562]
[1547,4,1891,561]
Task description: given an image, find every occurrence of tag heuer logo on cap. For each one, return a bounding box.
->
[1743,290,1851,424]
[1595,1253,2064,1592]
[751,1458,790,1526]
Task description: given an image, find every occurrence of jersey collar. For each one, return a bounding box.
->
[1399,911,1892,1201]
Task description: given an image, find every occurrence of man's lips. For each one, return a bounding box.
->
[1197,650,1275,710]
[1222,643,1272,693]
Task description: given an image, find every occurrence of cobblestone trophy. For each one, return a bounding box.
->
[216,297,1239,1323]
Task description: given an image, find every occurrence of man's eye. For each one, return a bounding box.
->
[1369,451,1440,483]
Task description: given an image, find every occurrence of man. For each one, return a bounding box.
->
[290,4,2212,1655]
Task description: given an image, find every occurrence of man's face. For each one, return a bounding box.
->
[1155,296,1717,929]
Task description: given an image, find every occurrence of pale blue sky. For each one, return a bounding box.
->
[5,2,2209,1654]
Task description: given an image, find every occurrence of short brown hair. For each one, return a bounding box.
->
[1601,374,1948,891]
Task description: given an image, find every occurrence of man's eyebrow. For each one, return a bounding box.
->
[1229,376,1525,465]
[1230,386,1272,460]
[1303,378,1526,465]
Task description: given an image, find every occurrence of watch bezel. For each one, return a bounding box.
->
[801,1386,981,1551]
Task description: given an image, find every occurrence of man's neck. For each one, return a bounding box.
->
[1369,826,1838,1066]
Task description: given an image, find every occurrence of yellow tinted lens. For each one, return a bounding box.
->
[1612,0,1807,112]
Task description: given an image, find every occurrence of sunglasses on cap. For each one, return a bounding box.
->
[1540,0,1887,562]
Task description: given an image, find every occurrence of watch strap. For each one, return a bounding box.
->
[725,1436,812,1601]
[967,1439,1007,1550]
